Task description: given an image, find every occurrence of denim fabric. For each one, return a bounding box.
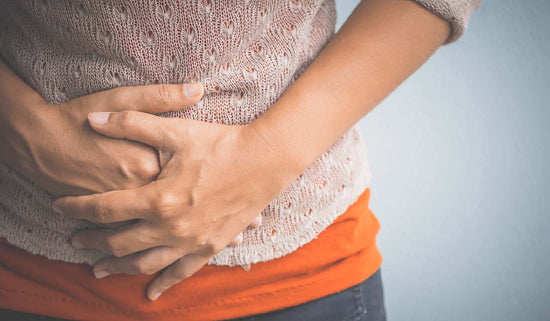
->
[227,269,387,321]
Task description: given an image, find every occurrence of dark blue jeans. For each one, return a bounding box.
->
[226,269,387,321]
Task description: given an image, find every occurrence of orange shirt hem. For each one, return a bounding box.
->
[0,187,382,321]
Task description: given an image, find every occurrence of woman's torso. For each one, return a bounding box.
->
[0,0,372,268]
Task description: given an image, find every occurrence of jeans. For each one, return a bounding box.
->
[227,269,387,321]
[0,269,386,321]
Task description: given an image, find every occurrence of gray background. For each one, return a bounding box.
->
[335,1,550,320]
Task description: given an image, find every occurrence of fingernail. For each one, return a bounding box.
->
[52,203,63,214]
[71,238,84,249]
[94,270,110,279]
[88,112,111,125]
[183,82,203,98]
[149,291,161,301]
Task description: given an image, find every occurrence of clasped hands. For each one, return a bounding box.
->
[50,82,292,301]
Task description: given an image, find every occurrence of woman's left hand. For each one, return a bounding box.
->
[53,109,299,301]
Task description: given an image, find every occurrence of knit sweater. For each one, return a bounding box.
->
[0,0,481,268]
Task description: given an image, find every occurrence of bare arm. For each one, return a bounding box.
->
[0,58,50,174]
[251,0,452,179]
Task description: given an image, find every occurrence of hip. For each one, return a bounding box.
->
[226,268,387,321]
[0,269,386,321]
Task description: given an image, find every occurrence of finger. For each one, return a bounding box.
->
[53,182,159,223]
[248,214,262,228]
[95,82,204,113]
[228,232,243,246]
[71,221,160,257]
[87,110,177,151]
[147,253,211,301]
[92,246,183,278]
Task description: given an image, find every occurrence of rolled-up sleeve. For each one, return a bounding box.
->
[412,0,483,44]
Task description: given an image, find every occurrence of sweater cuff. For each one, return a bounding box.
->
[412,0,482,44]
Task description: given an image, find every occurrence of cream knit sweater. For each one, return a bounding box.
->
[0,0,481,267]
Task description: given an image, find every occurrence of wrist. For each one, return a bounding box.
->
[0,100,57,176]
[246,113,311,191]
[0,58,53,172]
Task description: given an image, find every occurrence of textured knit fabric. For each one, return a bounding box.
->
[0,0,480,268]
[414,0,482,44]
[0,187,382,321]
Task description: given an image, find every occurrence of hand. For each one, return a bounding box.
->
[5,82,204,197]
[53,109,297,300]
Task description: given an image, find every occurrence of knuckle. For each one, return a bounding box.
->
[135,157,160,180]
[140,267,157,275]
[117,110,137,131]
[104,239,128,257]
[135,260,157,275]
[157,84,182,108]
[151,191,179,217]
[119,155,159,187]
[91,198,109,223]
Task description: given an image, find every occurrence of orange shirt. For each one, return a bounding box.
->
[0,187,381,321]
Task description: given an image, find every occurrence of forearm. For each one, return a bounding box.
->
[0,58,49,172]
[0,58,45,113]
[251,0,451,178]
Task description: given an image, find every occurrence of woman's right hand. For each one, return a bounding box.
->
[39,84,205,196]
[1,73,204,197]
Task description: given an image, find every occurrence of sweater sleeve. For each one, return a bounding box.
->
[411,0,483,44]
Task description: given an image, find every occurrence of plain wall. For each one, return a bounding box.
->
[335,1,550,320]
